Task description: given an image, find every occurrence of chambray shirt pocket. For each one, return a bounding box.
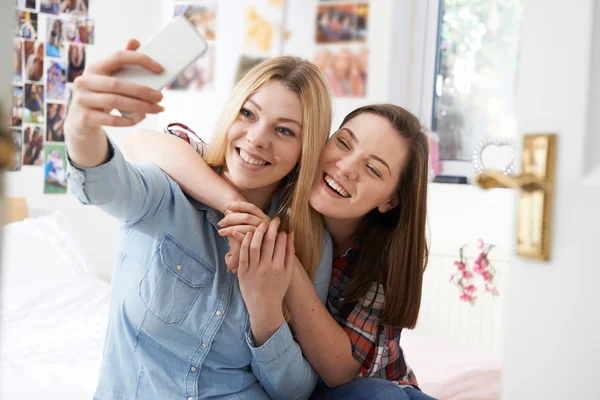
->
[139,234,215,325]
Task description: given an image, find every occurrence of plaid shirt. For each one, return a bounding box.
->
[328,241,419,388]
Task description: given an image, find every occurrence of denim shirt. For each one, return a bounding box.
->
[65,139,333,400]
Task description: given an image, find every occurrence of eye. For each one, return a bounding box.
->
[276,127,295,137]
[337,137,350,150]
[240,108,254,119]
[367,165,382,179]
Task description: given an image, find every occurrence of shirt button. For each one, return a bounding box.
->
[188,397,193,400]
[201,343,207,348]
[176,265,182,271]
[190,366,197,372]
[215,310,222,317]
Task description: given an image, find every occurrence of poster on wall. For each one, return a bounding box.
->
[313,2,369,98]
[43,143,68,194]
[8,0,94,195]
[167,1,217,91]
[9,128,23,172]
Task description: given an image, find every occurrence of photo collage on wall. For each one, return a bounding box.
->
[168,1,217,91]
[314,0,369,98]
[9,0,94,195]
[235,0,286,84]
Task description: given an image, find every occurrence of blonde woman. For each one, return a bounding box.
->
[64,39,333,399]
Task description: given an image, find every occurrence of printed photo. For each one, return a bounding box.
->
[24,40,45,82]
[67,44,85,82]
[174,2,217,41]
[23,125,44,166]
[40,0,62,15]
[46,17,64,58]
[243,6,273,53]
[13,40,23,85]
[315,46,368,97]
[11,106,23,127]
[61,0,89,16]
[43,144,68,194]
[167,45,215,91]
[16,0,37,10]
[316,3,368,43]
[16,11,38,40]
[64,16,94,45]
[9,129,23,172]
[23,83,45,123]
[46,103,67,142]
[235,55,268,84]
[13,86,24,110]
[46,61,67,100]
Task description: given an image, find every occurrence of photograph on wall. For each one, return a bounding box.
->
[45,17,65,58]
[67,44,85,82]
[15,11,38,40]
[46,103,67,142]
[315,45,368,98]
[235,55,267,84]
[64,16,95,45]
[167,45,215,91]
[24,40,45,82]
[315,3,368,43]
[11,86,24,127]
[23,125,44,165]
[16,0,37,11]
[43,144,69,194]
[243,5,274,54]
[9,128,23,172]
[61,0,89,16]
[23,83,45,123]
[46,60,67,100]
[40,0,61,14]
[13,39,24,85]
[174,2,217,41]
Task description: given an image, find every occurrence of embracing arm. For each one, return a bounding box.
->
[284,260,361,387]
[124,130,244,213]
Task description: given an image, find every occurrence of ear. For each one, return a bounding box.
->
[377,195,399,213]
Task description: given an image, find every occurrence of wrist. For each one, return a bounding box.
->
[248,307,285,347]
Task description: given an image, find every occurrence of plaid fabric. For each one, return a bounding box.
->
[327,241,419,388]
[164,122,207,157]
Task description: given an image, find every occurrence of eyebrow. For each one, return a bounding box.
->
[247,99,302,128]
[342,127,391,174]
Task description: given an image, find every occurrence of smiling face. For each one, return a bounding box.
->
[309,112,410,221]
[223,79,303,195]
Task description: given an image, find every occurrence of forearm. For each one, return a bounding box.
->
[285,260,361,387]
[248,306,285,348]
[125,130,244,213]
[65,125,110,168]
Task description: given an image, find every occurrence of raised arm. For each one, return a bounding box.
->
[124,129,244,214]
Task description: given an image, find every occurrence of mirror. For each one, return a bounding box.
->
[472,137,517,175]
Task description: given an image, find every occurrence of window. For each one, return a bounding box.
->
[417,0,523,177]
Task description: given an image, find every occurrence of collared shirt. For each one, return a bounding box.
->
[327,241,419,388]
[66,138,333,400]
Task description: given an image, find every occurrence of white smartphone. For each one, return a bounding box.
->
[112,15,208,117]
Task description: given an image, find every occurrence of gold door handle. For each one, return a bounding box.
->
[475,170,548,193]
[474,134,557,261]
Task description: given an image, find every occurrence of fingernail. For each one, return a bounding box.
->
[157,106,165,112]
[218,229,225,235]
[224,210,232,215]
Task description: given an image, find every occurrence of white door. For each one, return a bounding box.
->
[501,0,600,398]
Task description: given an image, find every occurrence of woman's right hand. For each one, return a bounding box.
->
[65,39,165,139]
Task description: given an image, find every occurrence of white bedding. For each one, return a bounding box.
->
[0,214,502,400]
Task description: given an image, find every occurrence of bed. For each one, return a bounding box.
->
[0,198,502,399]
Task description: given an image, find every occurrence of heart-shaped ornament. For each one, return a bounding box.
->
[472,137,516,175]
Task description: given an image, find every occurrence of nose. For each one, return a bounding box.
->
[245,124,270,149]
[336,155,358,181]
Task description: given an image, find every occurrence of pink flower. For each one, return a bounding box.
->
[485,284,492,292]
[465,285,477,294]
[473,262,483,274]
[483,271,492,281]
[454,261,466,271]
[460,294,472,302]
[477,238,484,249]
[463,271,473,278]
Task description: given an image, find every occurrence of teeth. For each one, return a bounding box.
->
[324,175,349,197]
[239,149,267,166]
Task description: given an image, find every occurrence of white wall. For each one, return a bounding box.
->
[5,0,514,282]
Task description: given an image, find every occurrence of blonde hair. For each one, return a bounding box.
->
[205,56,332,281]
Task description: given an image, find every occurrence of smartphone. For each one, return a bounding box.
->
[112,15,208,117]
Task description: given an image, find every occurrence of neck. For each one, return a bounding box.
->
[221,168,277,211]
[324,216,363,257]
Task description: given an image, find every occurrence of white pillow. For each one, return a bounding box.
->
[1,212,94,287]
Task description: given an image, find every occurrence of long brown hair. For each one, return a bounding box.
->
[205,56,332,281]
[341,104,430,329]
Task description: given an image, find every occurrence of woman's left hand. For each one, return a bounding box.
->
[237,218,295,346]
